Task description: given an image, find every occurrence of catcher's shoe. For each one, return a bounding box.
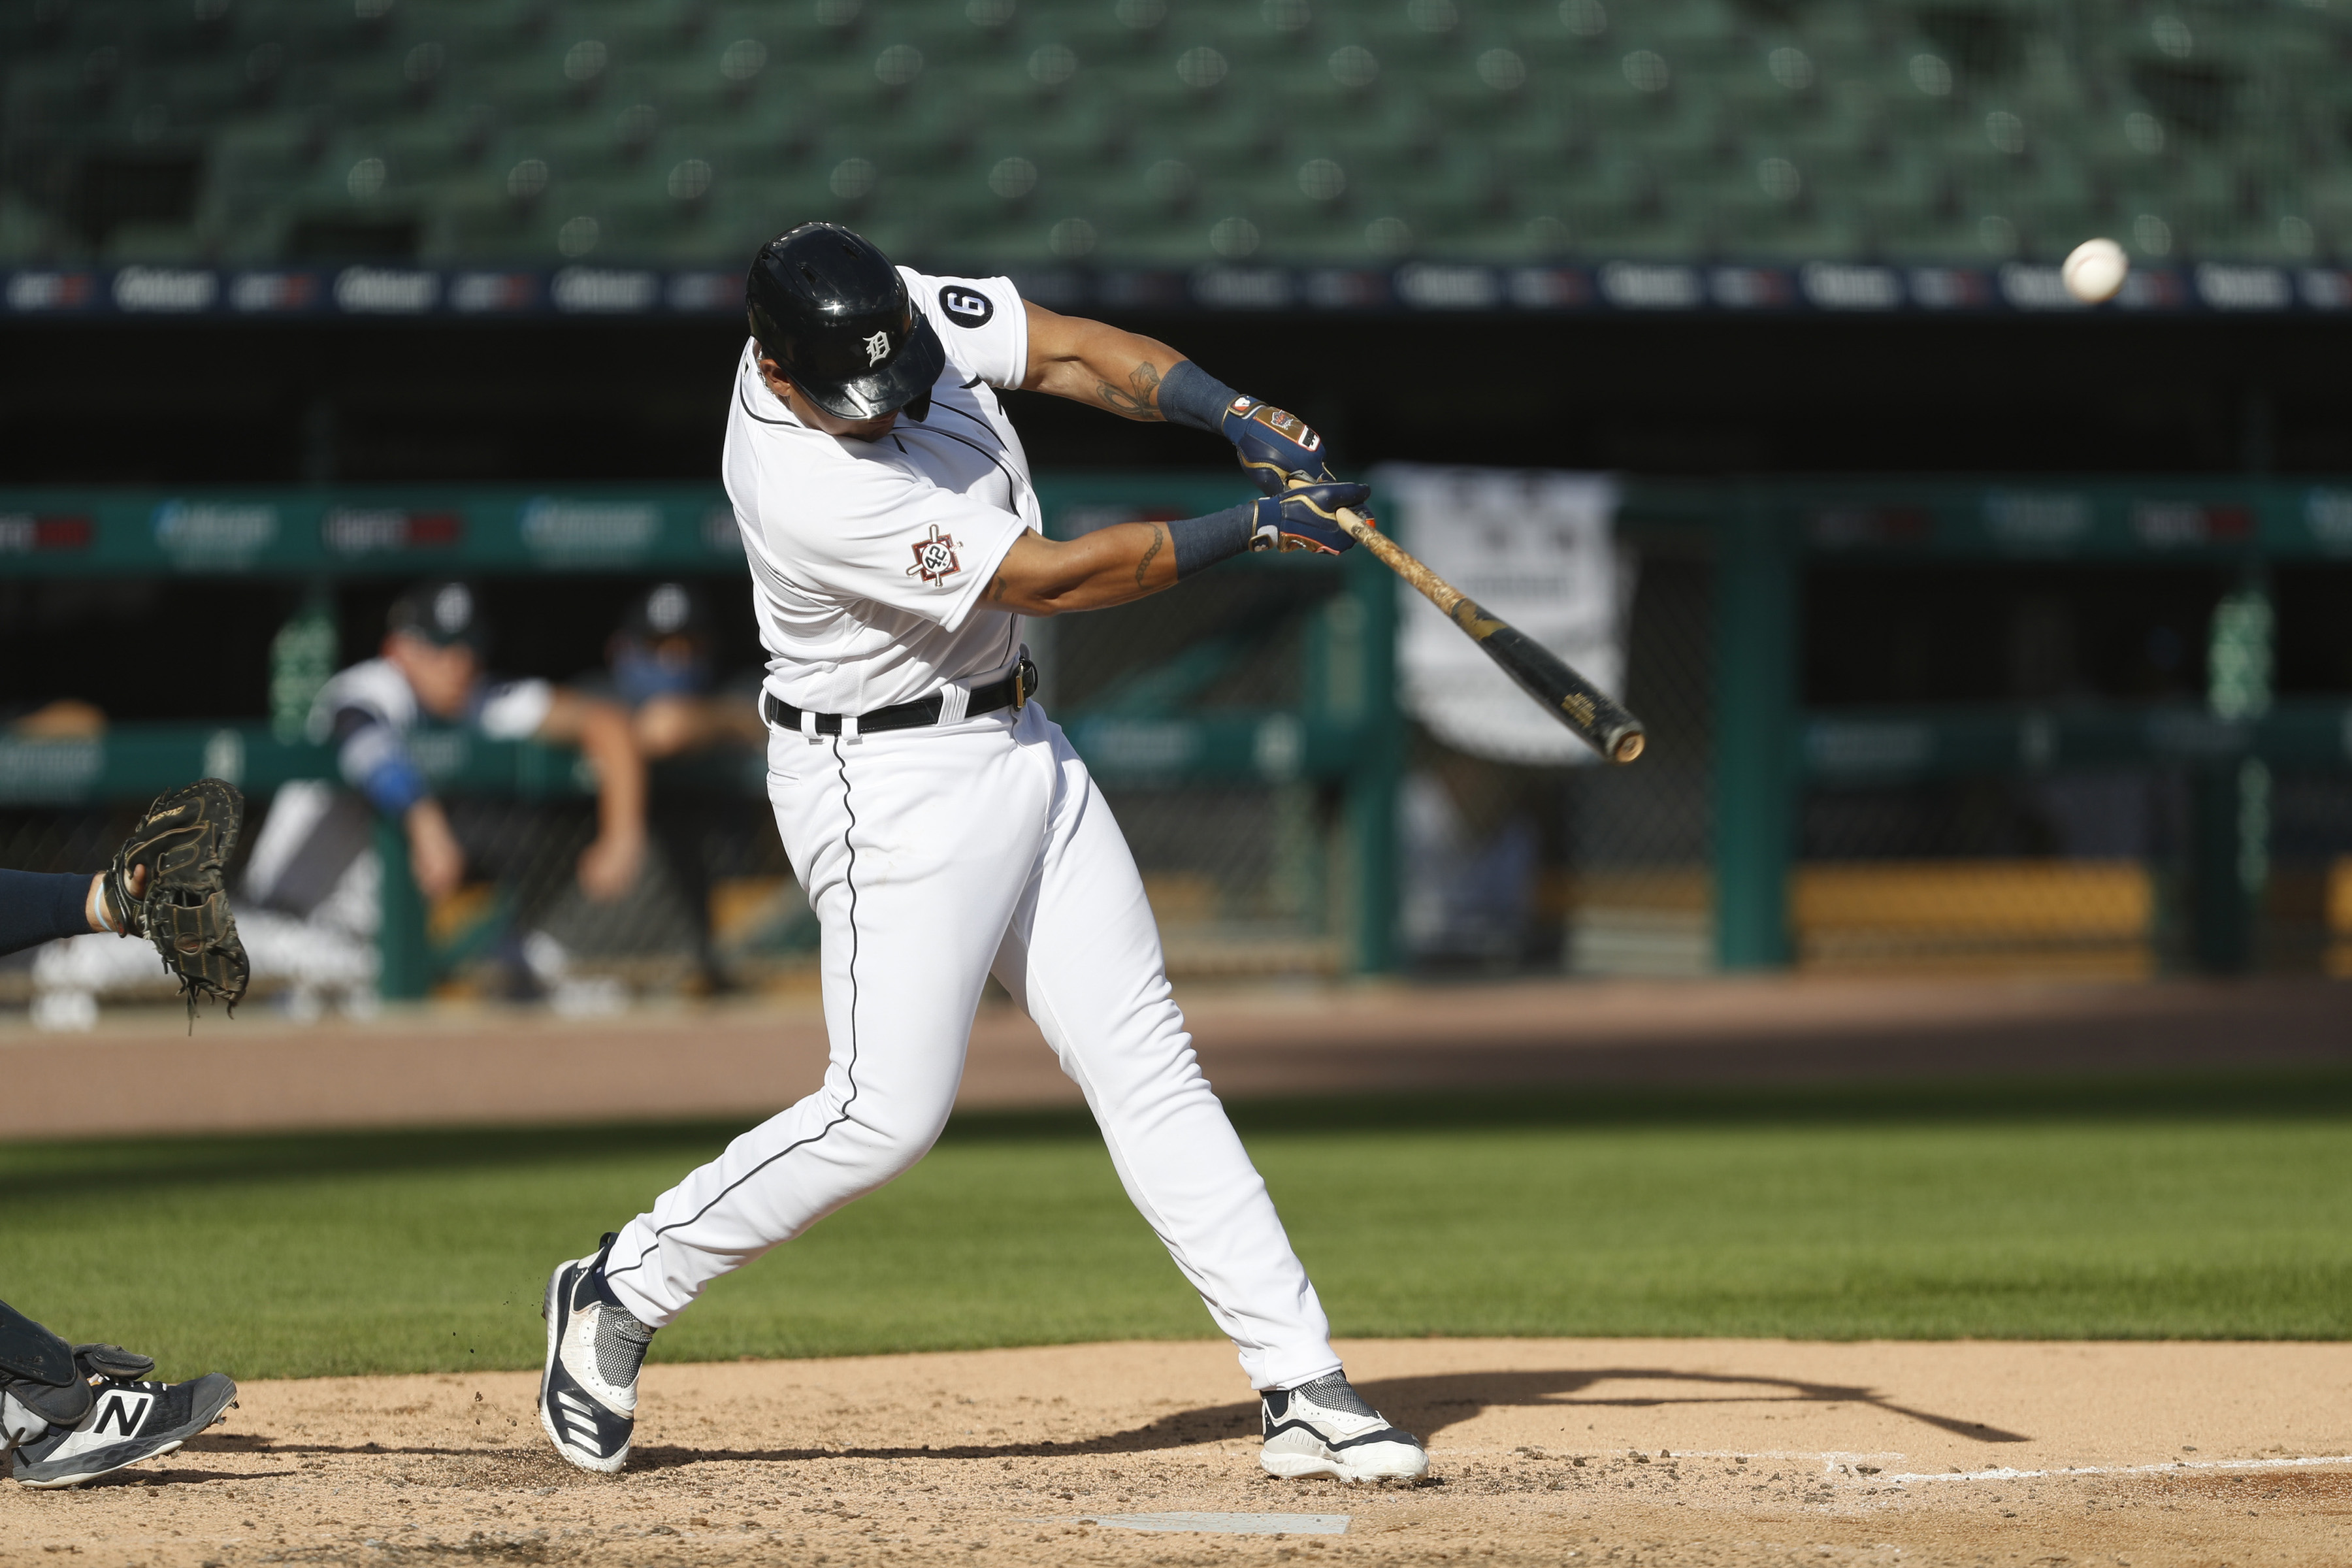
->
[10,1369,238,1490]
[1259,1374,1429,1483]
[539,1233,651,1475]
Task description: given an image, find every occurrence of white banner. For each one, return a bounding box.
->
[1374,465,1630,765]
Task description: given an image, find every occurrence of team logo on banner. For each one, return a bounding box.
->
[906,524,962,584]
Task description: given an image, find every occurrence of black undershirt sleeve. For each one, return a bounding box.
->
[0,868,93,958]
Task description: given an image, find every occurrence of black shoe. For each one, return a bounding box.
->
[11,1372,238,1489]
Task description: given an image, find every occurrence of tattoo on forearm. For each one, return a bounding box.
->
[1135,522,1165,587]
[986,572,1009,603]
[1095,361,1166,421]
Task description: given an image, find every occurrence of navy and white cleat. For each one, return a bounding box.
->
[1259,1373,1429,1483]
[10,1364,238,1490]
[538,1233,649,1475]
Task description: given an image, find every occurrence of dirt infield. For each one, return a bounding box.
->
[8,974,2352,1141]
[8,1339,2348,1567]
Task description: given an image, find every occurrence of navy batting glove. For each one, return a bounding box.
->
[1250,482,1372,555]
[1224,398,1336,497]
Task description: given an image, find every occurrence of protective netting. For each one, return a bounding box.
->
[1799,772,2178,975]
[1409,543,1717,976]
[1046,560,1354,978]
[14,531,2352,1013]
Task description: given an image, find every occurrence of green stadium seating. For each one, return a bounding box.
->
[2,0,2345,270]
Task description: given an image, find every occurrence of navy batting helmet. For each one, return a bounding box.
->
[745,223,945,421]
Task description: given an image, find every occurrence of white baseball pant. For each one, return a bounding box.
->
[599,702,1342,1392]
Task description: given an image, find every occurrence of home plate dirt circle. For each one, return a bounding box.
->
[6,1338,2348,1566]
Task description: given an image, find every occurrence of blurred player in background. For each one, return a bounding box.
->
[29,585,650,1017]
[585,582,766,993]
[603,581,767,763]
[232,581,647,1009]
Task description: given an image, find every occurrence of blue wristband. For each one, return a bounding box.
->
[1156,360,1244,434]
[1168,502,1260,579]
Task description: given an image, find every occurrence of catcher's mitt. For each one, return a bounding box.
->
[102,778,250,1024]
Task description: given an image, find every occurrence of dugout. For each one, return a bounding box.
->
[4,470,2350,1009]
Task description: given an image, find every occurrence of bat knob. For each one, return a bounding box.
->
[1609,729,1646,765]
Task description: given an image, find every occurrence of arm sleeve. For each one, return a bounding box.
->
[0,868,93,957]
[331,707,429,817]
[903,270,1028,389]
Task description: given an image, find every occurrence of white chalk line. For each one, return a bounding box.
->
[1874,1454,2352,1485]
[1448,1446,2352,1487]
[1040,1511,1350,1536]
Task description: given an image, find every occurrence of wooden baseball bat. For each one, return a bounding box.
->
[1334,506,1646,764]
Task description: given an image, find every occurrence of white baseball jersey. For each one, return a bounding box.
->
[722,268,1039,716]
[596,261,1349,1398]
[303,658,553,747]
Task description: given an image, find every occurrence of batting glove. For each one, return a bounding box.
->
[1222,397,1337,497]
[1251,482,1372,555]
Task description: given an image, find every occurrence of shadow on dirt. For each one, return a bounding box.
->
[621,1365,2026,1471]
[1361,1367,2030,1445]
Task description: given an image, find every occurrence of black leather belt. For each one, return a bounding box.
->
[762,653,1038,737]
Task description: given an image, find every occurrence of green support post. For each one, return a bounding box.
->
[1713,495,1799,970]
[2189,581,2274,973]
[374,813,431,1001]
[2187,763,2251,972]
[1344,546,1402,974]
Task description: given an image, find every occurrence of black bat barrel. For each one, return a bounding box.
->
[1454,604,1647,764]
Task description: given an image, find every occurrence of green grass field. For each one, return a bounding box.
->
[5,1072,2350,1380]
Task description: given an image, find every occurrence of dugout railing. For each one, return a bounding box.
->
[1682,476,2352,977]
[5,474,2351,999]
[0,476,1401,998]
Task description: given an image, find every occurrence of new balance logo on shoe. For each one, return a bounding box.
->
[10,1373,238,1490]
[91,1390,153,1438]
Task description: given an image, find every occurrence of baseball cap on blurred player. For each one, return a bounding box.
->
[745,222,945,422]
[611,581,713,704]
[387,580,489,654]
[620,581,709,644]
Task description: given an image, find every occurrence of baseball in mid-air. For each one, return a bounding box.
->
[2062,237,2130,304]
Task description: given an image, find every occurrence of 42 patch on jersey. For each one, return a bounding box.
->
[906,524,963,584]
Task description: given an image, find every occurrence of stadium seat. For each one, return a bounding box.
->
[3,0,2339,270]
[99,220,208,265]
[199,116,326,229]
[1094,211,1220,270]
[420,173,547,264]
[0,195,57,263]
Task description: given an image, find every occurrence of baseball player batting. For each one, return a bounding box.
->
[538,222,1428,1486]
